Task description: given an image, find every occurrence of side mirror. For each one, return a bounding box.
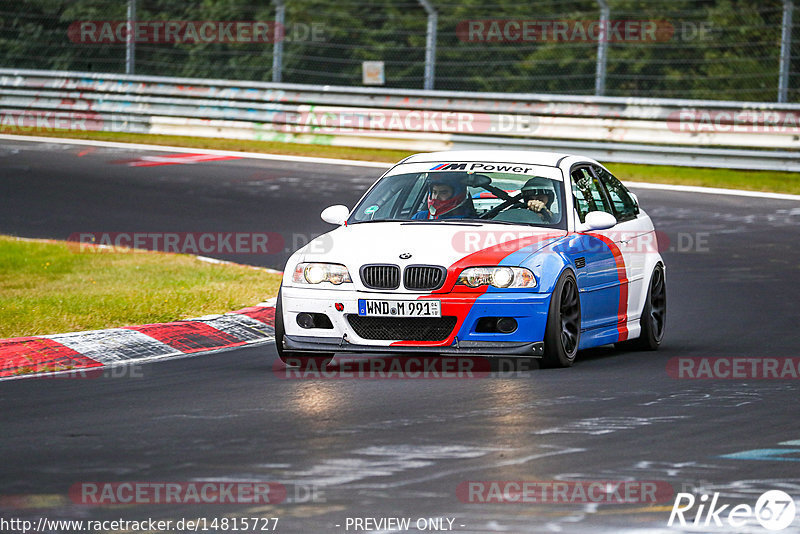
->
[321,205,349,225]
[583,211,617,231]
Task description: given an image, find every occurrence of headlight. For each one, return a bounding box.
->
[292,263,352,285]
[456,266,536,289]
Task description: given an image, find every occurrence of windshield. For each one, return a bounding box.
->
[348,168,566,229]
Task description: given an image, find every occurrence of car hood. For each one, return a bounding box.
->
[298,221,567,268]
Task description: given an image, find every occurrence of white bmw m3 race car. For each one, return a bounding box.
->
[275,150,665,368]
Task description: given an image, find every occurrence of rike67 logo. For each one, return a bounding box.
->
[669,490,796,531]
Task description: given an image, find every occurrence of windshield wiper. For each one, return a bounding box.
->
[470,219,562,227]
[347,219,408,224]
[400,220,482,226]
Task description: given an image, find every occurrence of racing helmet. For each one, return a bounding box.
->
[426,172,468,217]
[521,177,556,207]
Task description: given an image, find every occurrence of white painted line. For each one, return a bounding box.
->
[625,181,800,201]
[0,134,393,169]
[196,255,227,264]
[2,134,798,200]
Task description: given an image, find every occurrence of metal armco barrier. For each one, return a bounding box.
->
[1,69,799,171]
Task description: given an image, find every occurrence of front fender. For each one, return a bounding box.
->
[518,238,575,294]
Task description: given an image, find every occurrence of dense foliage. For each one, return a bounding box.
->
[1,0,797,101]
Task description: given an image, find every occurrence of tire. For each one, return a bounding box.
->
[622,263,666,351]
[541,270,581,368]
[274,287,333,368]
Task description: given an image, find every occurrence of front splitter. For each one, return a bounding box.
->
[283,334,544,357]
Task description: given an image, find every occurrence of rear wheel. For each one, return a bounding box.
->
[274,288,333,368]
[541,270,581,368]
[617,263,666,351]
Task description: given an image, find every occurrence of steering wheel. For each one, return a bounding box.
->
[478,192,527,220]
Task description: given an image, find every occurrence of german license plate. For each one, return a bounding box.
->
[358,299,441,317]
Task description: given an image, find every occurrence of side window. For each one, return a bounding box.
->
[570,167,612,223]
[594,166,638,221]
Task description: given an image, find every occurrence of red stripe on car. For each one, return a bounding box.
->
[585,233,629,342]
[392,233,563,347]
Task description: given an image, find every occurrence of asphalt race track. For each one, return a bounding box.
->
[1,138,800,533]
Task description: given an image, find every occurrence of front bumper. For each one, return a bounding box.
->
[281,285,551,356]
[284,334,544,356]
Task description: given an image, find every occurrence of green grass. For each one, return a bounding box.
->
[0,127,411,163]
[2,128,799,194]
[605,162,800,195]
[0,236,281,339]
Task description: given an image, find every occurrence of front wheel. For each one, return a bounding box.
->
[274,288,333,368]
[541,270,581,368]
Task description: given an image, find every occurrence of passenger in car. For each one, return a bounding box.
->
[412,173,477,220]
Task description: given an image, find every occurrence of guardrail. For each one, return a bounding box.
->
[1,68,799,171]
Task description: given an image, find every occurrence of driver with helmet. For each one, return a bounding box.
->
[521,177,557,223]
[412,173,476,220]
